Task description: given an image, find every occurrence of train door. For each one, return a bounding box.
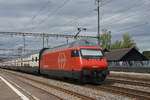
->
[71,49,82,79]
[71,50,80,69]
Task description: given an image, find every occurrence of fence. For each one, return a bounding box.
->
[108,61,150,67]
[108,61,150,73]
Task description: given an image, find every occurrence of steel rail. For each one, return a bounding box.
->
[105,78,150,88]
[3,69,95,100]
[85,85,150,100]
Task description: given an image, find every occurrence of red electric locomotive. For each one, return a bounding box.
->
[39,40,109,84]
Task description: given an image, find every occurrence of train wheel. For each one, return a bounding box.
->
[79,77,86,84]
[92,74,106,85]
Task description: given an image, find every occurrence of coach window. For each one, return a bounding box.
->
[32,58,34,62]
[35,57,38,62]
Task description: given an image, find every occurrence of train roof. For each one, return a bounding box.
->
[69,39,99,48]
[42,39,99,54]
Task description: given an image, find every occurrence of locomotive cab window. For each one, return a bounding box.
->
[71,50,80,57]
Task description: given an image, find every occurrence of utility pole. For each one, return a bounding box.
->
[43,33,45,48]
[96,0,102,46]
[46,37,49,47]
[66,37,69,44]
[23,34,26,52]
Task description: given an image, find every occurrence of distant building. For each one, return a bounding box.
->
[104,48,148,62]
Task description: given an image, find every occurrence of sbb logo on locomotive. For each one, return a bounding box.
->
[58,53,66,69]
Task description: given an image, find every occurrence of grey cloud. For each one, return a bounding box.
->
[0,0,150,51]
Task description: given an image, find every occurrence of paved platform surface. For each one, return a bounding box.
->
[110,71,150,80]
[0,69,61,100]
[0,76,21,100]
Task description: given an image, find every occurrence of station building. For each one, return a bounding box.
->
[104,48,148,62]
[104,48,150,73]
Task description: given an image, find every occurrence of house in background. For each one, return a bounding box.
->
[104,48,150,73]
[104,48,148,62]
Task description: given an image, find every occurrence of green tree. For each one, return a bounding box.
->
[111,40,122,50]
[98,30,139,51]
[122,34,139,50]
[100,29,112,50]
[143,51,150,60]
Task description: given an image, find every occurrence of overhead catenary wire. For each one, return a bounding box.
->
[102,0,113,5]
[60,0,147,35]
[1,0,148,53]
[59,0,103,36]
[102,0,148,27]
[55,5,96,33]
[24,0,143,33]
[31,0,72,31]
[112,22,149,34]
[31,0,51,25]
[102,8,150,30]
[0,32,96,38]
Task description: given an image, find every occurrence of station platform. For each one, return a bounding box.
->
[110,71,150,80]
[0,76,22,100]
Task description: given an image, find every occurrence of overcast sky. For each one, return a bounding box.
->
[0,0,150,53]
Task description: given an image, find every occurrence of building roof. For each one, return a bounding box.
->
[104,48,148,61]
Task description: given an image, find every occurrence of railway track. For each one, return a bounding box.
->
[2,69,150,100]
[85,85,150,100]
[86,76,150,100]
[108,75,150,82]
[2,70,95,100]
[105,78,150,88]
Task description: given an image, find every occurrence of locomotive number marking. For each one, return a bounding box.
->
[58,53,66,69]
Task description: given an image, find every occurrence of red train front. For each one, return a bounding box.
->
[40,40,109,84]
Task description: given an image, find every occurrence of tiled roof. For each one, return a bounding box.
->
[104,48,133,61]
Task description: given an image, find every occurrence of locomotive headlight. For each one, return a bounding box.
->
[93,66,98,68]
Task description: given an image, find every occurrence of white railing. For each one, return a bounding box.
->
[108,61,150,67]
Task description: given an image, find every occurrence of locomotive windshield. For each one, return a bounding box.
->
[80,49,104,59]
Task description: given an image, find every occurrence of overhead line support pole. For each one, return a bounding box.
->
[43,33,44,48]
[46,37,48,47]
[23,34,26,53]
[96,0,101,46]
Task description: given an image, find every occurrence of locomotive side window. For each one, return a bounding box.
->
[71,50,80,57]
